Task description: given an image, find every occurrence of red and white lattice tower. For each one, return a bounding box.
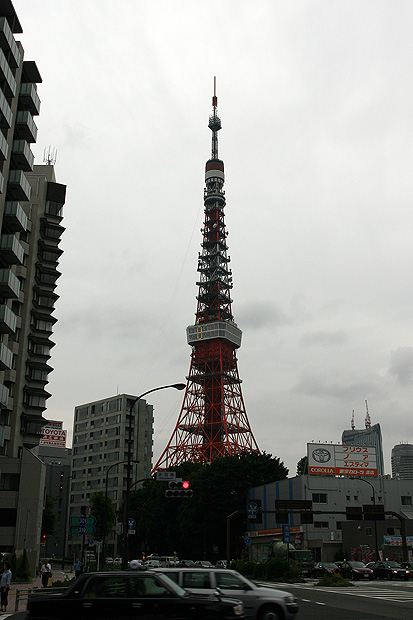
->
[153,80,260,470]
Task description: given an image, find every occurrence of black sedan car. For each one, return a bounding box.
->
[26,571,245,620]
[311,562,339,579]
[372,561,411,580]
[339,561,373,580]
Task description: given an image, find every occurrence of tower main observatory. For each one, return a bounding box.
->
[153,81,260,471]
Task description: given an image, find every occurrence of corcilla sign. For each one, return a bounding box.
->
[307,443,377,477]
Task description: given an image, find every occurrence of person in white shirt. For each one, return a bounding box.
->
[40,560,52,587]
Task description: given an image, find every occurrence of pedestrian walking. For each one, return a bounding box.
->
[73,558,83,579]
[40,560,52,588]
[0,562,12,612]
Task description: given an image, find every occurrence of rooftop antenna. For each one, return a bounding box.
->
[351,410,355,430]
[43,146,57,166]
[365,400,371,429]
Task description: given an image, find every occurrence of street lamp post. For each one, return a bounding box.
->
[351,477,379,561]
[121,382,186,569]
[101,459,138,568]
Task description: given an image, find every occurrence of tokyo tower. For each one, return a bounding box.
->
[153,80,260,470]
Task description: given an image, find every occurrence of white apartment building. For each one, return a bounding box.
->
[69,394,154,557]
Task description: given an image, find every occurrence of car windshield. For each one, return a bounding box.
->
[323,563,338,569]
[385,562,401,568]
[349,562,366,568]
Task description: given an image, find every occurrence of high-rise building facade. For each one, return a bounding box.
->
[342,423,384,476]
[391,443,413,480]
[0,2,67,575]
[70,395,154,557]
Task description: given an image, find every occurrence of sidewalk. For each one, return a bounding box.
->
[6,569,71,613]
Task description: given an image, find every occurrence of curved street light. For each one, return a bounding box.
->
[350,476,379,561]
[101,459,138,568]
[121,382,186,569]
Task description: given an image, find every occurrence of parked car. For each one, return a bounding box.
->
[179,560,195,567]
[113,557,122,566]
[155,567,298,620]
[26,570,245,620]
[372,561,411,580]
[105,557,114,565]
[401,561,413,570]
[216,560,228,569]
[311,562,339,579]
[194,561,214,568]
[160,555,180,567]
[339,561,373,580]
[145,559,162,568]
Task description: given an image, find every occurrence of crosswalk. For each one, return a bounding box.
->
[259,580,413,603]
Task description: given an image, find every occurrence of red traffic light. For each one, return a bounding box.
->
[42,534,46,539]
[182,480,189,489]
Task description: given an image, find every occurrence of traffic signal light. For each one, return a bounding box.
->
[40,534,46,546]
[165,478,193,498]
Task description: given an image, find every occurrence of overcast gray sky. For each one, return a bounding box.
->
[16,0,413,476]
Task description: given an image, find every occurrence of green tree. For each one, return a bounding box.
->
[131,453,288,561]
[296,456,308,475]
[41,494,56,535]
[90,491,116,542]
[15,549,31,581]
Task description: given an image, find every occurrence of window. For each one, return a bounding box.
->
[346,495,350,501]
[183,572,212,589]
[215,572,245,589]
[354,496,358,501]
[336,521,342,530]
[76,407,88,420]
[312,493,327,504]
[401,496,412,506]
[366,527,373,536]
[314,521,329,529]
[0,473,20,491]
[107,398,121,413]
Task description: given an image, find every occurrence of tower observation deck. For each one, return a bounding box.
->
[153,80,260,470]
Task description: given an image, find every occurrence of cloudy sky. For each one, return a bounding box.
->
[15,0,413,476]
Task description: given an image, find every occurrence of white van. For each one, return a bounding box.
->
[160,555,179,567]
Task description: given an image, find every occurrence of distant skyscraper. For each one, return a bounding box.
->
[391,443,413,480]
[342,423,384,476]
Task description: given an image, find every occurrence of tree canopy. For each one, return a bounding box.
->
[90,491,116,542]
[296,455,308,475]
[129,452,288,562]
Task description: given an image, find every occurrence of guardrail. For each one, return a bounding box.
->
[15,587,67,611]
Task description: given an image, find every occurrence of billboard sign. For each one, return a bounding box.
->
[39,427,67,447]
[307,443,377,477]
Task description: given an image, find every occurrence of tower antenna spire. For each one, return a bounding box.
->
[351,410,355,430]
[209,76,221,159]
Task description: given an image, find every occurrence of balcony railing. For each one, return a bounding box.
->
[0,304,17,334]
[0,18,21,68]
[0,268,20,298]
[0,234,24,264]
[0,87,12,128]
[0,48,16,98]
[7,169,31,201]
[11,140,34,172]
[18,82,40,116]
[3,201,27,232]
[0,341,13,370]
[14,111,37,143]
[0,381,9,408]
